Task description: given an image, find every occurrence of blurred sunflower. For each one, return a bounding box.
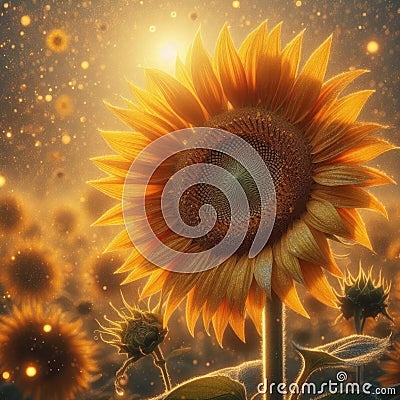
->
[0,194,23,233]
[0,304,97,400]
[46,28,70,53]
[1,246,63,304]
[378,340,400,387]
[91,21,395,344]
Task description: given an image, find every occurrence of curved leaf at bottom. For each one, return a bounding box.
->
[164,375,247,400]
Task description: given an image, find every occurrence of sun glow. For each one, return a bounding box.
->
[159,41,179,63]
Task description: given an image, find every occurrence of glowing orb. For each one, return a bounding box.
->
[21,15,31,27]
[367,40,379,53]
[25,366,37,378]
[2,371,10,380]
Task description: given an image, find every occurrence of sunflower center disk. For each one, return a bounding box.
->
[176,107,313,255]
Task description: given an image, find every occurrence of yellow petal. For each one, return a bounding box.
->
[202,260,234,331]
[88,177,125,200]
[229,307,246,342]
[260,22,282,106]
[238,21,268,104]
[91,155,131,177]
[104,102,174,138]
[284,35,332,123]
[104,229,132,253]
[311,185,388,218]
[91,203,124,226]
[272,264,309,318]
[99,130,152,161]
[304,69,368,138]
[273,234,304,284]
[253,246,273,298]
[245,280,265,335]
[287,219,342,276]
[311,122,385,157]
[127,81,187,129]
[164,285,188,326]
[175,55,195,92]
[302,198,348,236]
[329,138,397,165]
[187,265,226,334]
[140,269,168,299]
[190,31,227,116]
[215,24,248,107]
[300,261,338,307]
[327,90,374,125]
[115,249,148,274]
[336,208,372,250]
[186,288,202,337]
[272,29,304,110]
[120,258,156,284]
[211,300,231,347]
[226,256,254,315]
[313,165,395,187]
[145,68,206,125]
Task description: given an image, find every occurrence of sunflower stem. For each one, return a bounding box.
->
[354,310,365,385]
[263,291,285,400]
[153,345,172,393]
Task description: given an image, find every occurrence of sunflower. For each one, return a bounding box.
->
[1,246,63,304]
[378,340,400,387]
[0,194,23,233]
[0,303,98,400]
[91,21,395,344]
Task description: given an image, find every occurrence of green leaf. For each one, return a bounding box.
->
[164,375,247,400]
[293,334,391,373]
[165,346,191,361]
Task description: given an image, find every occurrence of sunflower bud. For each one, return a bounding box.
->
[120,308,167,359]
[97,300,167,362]
[337,266,392,333]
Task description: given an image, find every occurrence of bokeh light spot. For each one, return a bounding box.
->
[61,132,71,144]
[25,366,37,378]
[2,371,10,380]
[43,324,52,333]
[20,15,31,27]
[367,40,379,53]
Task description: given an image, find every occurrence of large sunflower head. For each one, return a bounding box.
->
[91,21,395,345]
